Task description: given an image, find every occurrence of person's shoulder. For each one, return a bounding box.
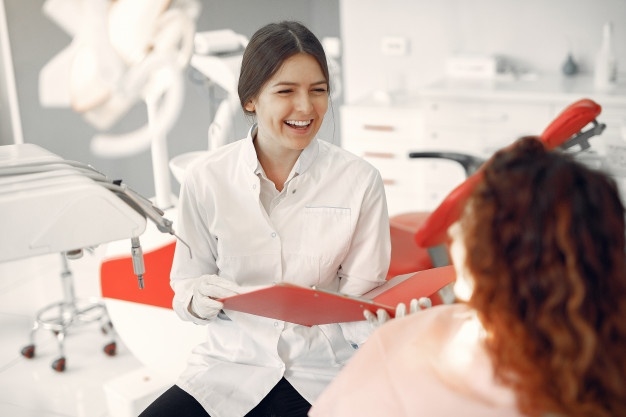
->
[378,303,473,340]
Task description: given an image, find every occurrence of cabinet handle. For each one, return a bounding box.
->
[363,151,395,159]
[363,124,395,132]
[382,178,396,186]
[469,113,509,124]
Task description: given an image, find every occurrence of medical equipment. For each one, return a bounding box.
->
[0,144,187,265]
[168,29,248,183]
[0,143,187,371]
[39,0,200,209]
[416,98,606,248]
[388,98,607,284]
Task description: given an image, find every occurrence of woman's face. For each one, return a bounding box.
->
[245,53,329,156]
[448,221,474,302]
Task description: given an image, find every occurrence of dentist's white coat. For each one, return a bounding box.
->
[171,126,391,417]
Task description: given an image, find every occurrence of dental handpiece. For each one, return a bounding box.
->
[130,237,145,289]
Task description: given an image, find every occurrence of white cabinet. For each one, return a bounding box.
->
[419,76,626,198]
[420,76,626,158]
[340,99,466,216]
[341,76,626,215]
[421,98,553,158]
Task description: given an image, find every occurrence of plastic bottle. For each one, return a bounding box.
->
[594,22,618,91]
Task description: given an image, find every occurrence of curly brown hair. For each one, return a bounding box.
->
[461,136,626,417]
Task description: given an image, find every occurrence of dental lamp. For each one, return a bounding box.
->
[39,0,200,210]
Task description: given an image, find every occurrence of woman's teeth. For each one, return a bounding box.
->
[285,120,311,128]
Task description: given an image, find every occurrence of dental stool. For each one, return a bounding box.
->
[20,251,117,372]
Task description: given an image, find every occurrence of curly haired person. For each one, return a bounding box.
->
[310,136,626,417]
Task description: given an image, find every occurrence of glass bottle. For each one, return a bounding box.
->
[594,22,617,91]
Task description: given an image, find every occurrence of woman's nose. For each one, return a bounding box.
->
[294,91,313,112]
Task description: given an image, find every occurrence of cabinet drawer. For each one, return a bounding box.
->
[421,128,520,158]
[361,147,468,215]
[385,177,465,214]
[424,99,552,133]
[361,153,419,187]
[363,154,466,191]
[341,106,422,152]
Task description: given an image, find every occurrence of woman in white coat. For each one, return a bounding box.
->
[139,21,391,417]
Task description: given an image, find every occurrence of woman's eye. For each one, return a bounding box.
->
[277,89,293,94]
[313,88,328,93]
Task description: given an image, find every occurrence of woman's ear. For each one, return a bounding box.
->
[244,100,255,113]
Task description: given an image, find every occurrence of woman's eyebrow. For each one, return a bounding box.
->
[271,80,328,87]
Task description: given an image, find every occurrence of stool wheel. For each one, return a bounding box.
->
[20,344,35,359]
[103,341,117,356]
[51,357,66,372]
[101,321,114,335]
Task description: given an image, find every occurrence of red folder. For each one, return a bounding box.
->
[220,265,456,326]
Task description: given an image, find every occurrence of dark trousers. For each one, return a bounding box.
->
[138,377,311,417]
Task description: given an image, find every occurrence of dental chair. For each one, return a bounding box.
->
[389,98,606,285]
[387,153,484,279]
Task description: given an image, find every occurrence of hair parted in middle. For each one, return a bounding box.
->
[237,21,330,116]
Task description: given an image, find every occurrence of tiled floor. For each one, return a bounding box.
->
[0,248,144,417]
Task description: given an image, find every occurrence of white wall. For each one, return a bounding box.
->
[340,0,626,103]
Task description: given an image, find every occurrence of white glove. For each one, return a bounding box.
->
[189,275,240,320]
[363,297,432,328]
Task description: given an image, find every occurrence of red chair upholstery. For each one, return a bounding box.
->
[101,241,176,309]
[388,212,434,279]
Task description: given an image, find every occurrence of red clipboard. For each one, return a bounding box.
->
[220,265,455,326]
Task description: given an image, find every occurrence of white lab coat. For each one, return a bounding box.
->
[170,127,391,416]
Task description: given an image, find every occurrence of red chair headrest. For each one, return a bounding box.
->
[540,98,601,150]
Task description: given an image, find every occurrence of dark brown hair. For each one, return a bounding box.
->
[462,136,626,416]
[237,21,330,116]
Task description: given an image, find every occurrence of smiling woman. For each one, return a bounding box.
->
[246,53,330,190]
[238,22,332,191]
[138,21,392,417]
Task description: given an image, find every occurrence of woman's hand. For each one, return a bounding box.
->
[189,275,241,320]
[363,297,432,328]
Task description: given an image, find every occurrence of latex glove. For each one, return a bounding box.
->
[189,275,240,320]
[363,297,432,329]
